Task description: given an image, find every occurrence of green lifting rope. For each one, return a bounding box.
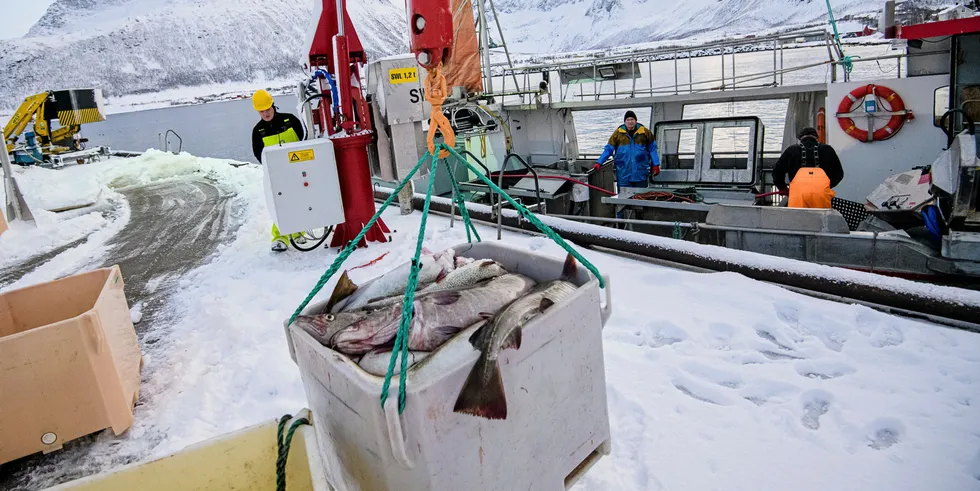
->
[825,0,856,74]
[289,144,604,414]
[380,152,440,413]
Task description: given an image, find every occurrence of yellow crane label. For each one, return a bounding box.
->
[388,68,419,85]
[288,149,315,163]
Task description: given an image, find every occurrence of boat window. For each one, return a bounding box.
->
[661,128,697,170]
[934,86,950,128]
[710,126,750,170]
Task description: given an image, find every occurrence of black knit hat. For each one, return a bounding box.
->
[798,127,819,140]
[624,110,637,122]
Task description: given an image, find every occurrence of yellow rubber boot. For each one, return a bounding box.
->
[271,223,288,252]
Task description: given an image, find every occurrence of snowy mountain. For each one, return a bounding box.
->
[0,0,948,110]
[489,0,946,53]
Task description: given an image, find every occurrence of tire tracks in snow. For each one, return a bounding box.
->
[0,177,241,491]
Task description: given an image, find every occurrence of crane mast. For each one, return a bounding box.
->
[304,0,455,248]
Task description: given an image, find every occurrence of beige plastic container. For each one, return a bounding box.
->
[0,208,8,236]
[0,265,142,464]
[46,410,329,491]
[285,241,613,491]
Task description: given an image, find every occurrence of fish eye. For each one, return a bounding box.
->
[326,314,336,322]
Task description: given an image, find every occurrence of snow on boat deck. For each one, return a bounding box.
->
[2,151,980,490]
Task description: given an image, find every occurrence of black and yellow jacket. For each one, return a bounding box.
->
[251,111,305,162]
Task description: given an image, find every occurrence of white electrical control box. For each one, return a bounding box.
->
[262,139,346,236]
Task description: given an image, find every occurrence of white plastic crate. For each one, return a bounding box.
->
[284,241,612,491]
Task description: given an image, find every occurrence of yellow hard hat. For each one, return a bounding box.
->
[252,90,274,111]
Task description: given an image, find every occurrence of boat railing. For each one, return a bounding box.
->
[491,28,914,108]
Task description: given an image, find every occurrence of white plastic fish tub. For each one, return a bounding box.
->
[284,241,613,491]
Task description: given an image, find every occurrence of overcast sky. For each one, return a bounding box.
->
[0,0,56,39]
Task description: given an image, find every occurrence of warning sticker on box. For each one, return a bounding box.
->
[288,149,315,163]
[388,68,418,85]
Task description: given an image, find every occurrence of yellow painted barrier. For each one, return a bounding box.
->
[47,411,329,491]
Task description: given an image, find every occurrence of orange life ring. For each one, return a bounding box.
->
[837,84,909,142]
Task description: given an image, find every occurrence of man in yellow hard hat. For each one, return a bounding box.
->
[251,89,308,252]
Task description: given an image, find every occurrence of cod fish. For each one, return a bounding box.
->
[453,254,579,420]
[356,318,490,376]
[358,349,431,377]
[420,260,507,294]
[329,274,537,355]
[291,310,373,348]
[327,248,456,313]
[363,260,508,310]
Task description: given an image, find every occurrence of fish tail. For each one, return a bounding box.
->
[326,271,358,313]
[453,355,508,420]
[560,253,578,282]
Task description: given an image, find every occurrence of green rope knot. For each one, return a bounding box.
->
[276,414,310,491]
[825,0,856,74]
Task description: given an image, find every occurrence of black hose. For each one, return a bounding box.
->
[290,226,333,252]
[301,93,332,137]
[940,109,976,149]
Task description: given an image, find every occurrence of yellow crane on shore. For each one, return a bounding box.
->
[3,89,106,161]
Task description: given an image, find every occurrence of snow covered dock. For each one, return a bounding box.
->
[2,151,980,490]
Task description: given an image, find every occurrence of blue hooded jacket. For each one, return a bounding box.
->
[597,123,660,184]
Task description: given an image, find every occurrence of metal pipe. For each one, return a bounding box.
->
[374,187,980,327]
[631,61,636,97]
[773,40,778,85]
[673,56,678,95]
[336,0,345,36]
[486,0,521,101]
[780,40,784,85]
[593,65,598,101]
[883,0,896,39]
[731,50,736,89]
[688,52,693,92]
[477,0,493,95]
[548,214,695,227]
[826,36,837,82]
[496,151,505,239]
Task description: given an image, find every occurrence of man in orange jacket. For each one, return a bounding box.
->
[772,127,844,208]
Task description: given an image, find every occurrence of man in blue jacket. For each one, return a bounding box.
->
[593,110,660,188]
